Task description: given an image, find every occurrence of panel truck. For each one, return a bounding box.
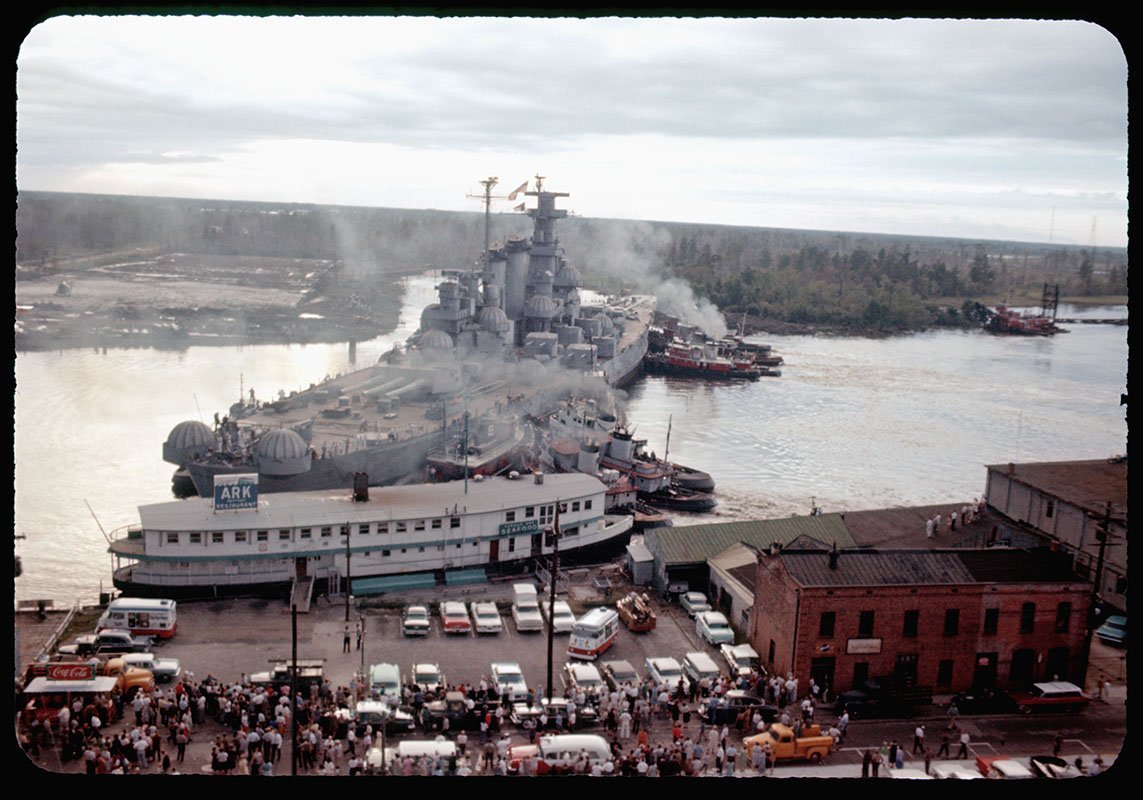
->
[743,723,835,763]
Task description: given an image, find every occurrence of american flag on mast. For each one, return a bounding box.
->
[507,180,529,201]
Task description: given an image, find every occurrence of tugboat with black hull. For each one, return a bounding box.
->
[541,396,717,512]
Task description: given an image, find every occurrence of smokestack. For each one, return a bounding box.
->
[828,542,839,570]
[1007,462,1015,475]
[534,471,544,485]
[353,472,369,502]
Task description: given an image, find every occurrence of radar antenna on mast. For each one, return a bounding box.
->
[465,177,499,270]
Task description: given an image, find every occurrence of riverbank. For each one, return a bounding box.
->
[14,250,403,353]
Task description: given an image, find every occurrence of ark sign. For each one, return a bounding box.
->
[213,473,259,511]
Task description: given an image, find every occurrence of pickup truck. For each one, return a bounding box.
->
[57,629,155,657]
[101,657,157,698]
[119,652,182,683]
[250,659,325,688]
[743,723,835,763]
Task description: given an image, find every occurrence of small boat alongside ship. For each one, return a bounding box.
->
[647,313,782,380]
[542,397,717,512]
[645,340,766,380]
[109,471,633,599]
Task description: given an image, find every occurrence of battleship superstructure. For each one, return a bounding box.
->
[165,178,654,497]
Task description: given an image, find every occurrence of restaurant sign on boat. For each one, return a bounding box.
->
[213,473,259,511]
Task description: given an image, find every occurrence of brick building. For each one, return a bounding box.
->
[749,546,1091,696]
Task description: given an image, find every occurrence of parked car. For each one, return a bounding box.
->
[720,643,761,679]
[423,691,481,732]
[645,656,689,692]
[695,611,735,645]
[250,659,324,688]
[352,699,417,735]
[511,585,544,633]
[1029,755,1084,778]
[470,601,503,635]
[439,601,472,635]
[948,687,1017,714]
[929,761,984,779]
[682,651,723,686]
[119,652,181,683]
[410,662,445,694]
[490,661,529,702]
[679,592,711,617]
[58,629,154,657]
[563,662,605,700]
[368,662,402,699]
[541,600,576,634]
[1094,614,1127,646]
[702,690,778,725]
[510,697,599,729]
[1008,681,1090,714]
[600,659,639,691]
[402,604,432,637]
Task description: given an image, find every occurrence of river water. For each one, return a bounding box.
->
[13,275,1128,604]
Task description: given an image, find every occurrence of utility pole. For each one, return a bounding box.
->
[290,603,298,776]
[344,521,352,622]
[1077,501,1112,688]
[545,502,563,703]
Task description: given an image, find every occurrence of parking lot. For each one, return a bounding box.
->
[151,567,731,702]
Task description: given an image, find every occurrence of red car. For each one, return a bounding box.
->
[439,601,472,635]
[1008,681,1090,713]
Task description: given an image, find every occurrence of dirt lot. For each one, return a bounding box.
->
[14,249,401,351]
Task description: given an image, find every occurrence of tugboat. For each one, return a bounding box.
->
[644,340,762,380]
[544,397,717,501]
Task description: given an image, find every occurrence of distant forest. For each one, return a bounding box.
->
[17,191,1127,334]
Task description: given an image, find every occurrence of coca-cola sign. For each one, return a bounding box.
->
[46,663,96,681]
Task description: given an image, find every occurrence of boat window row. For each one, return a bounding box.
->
[505,500,591,524]
[161,517,464,546]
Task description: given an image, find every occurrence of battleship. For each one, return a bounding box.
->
[164,178,655,497]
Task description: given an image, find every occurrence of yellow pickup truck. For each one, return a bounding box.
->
[743,723,834,763]
[102,657,156,698]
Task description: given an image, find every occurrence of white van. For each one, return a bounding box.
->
[682,651,722,685]
[390,739,458,766]
[537,734,612,769]
[512,583,544,632]
[97,597,177,639]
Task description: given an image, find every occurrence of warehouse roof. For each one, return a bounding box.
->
[648,514,854,566]
[779,547,1083,588]
[985,457,1127,521]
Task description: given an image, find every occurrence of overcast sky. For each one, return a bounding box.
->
[16,15,1128,247]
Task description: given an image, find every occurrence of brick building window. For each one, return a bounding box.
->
[903,610,919,637]
[858,611,875,637]
[983,607,999,635]
[1020,602,1036,634]
[819,611,836,637]
[853,662,869,689]
[944,609,960,636]
[1046,499,1055,518]
[1055,602,1072,633]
